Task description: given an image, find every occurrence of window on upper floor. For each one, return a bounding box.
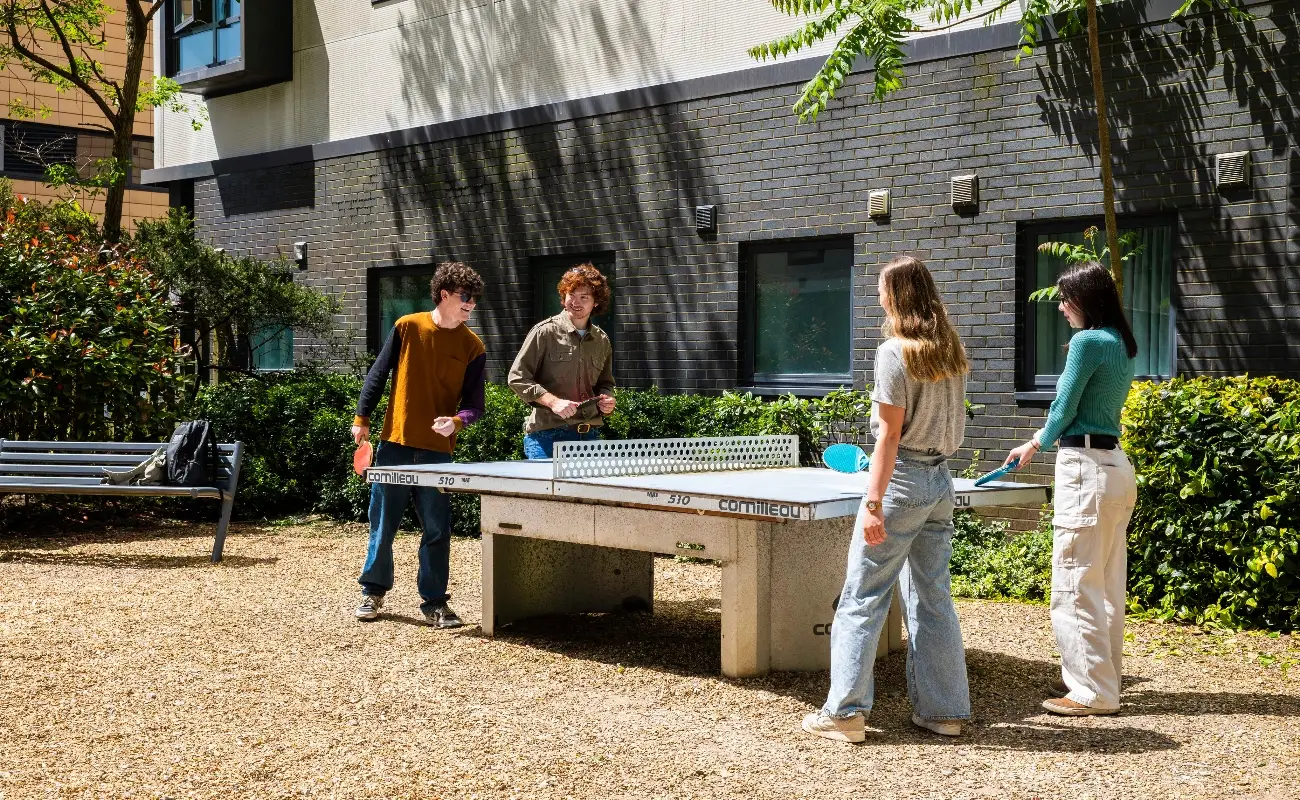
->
[741,238,854,393]
[1019,217,1175,396]
[164,0,291,97]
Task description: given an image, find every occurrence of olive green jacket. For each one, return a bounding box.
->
[508,312,615,433]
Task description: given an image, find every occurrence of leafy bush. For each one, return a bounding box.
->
[190,369,365,519]
[0,188,189,441]
[1123,377,1300,631]
[950,510,1053,603]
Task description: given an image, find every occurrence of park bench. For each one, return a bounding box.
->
[0,439,244,562]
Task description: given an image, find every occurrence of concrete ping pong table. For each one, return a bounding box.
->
[367,435,1048,678]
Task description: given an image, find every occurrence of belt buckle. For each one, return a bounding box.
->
[575,423,592,434]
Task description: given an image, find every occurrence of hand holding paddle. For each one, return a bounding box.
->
[974,458,1020,487]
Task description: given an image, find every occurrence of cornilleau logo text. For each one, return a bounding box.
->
[369,471,418,485]
[717,498,803,519]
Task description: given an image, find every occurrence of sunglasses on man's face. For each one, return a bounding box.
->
[451,290,479,304]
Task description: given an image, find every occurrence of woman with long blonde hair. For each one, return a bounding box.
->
[803,256,972,742]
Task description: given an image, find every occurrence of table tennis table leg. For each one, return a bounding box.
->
[720,522,772,678]
[481,530,654,634]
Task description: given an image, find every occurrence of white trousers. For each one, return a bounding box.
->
[1051,445,1137,710]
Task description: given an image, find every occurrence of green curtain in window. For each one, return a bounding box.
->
[752,247,852,378]
[532,256,616,346]
[378,273,435,340]
[1033,225,1172,382]
[250,325,293,371]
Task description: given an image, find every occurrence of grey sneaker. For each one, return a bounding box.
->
[423,602,464,629]
[355,594,384,621]
[912,713,963,737]
[801,710,866,743]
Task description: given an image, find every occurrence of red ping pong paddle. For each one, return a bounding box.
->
[353,440,373,476]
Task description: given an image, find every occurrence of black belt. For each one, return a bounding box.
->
[567,422,595,434]
[1059,434,1118,450]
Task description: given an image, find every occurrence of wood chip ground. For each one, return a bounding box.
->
[1,521,1297,799]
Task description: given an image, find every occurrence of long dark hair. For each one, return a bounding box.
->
[1056,261,1138,358]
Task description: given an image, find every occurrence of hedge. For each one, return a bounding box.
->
[1124,377,1300,631]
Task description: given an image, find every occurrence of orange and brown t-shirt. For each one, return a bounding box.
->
[353,312,487,454]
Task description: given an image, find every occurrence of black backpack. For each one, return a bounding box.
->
[167,420,219,487]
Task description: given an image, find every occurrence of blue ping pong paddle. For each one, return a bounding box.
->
[822,443,870,474]
[974,458,1020,487]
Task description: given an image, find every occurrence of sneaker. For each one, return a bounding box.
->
[355,594,384,621]
[912,713,963,737]
[1042,697,1119,716]
[423,602,464,629]
[801,710,866,743]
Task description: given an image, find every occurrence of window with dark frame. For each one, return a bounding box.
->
[742,238,854,391]
[172,0,242,74]
[1019,217,1175,395]
[366,265,436,352]
[250,324,293,370]
[530,252,617,347]
[164,0,291,96]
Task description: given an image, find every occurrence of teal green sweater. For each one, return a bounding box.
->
[1037,327,1136,449]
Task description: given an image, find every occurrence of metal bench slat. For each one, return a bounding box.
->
[0,452,159,465]
[0,440,238,455]
[0,480,222,498]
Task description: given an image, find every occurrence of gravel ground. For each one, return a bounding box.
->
[1,520,1298,800]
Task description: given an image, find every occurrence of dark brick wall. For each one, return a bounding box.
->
[191,1,1298,502]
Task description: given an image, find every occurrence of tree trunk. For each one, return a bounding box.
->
[103,1,151,243]
[1085,0,1123,297]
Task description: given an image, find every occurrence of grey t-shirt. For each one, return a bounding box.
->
[869,338,967,458]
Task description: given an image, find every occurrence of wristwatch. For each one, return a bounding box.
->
[865,499,882,513]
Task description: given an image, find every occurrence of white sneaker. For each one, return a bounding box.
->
[912,712,962,737]
[801,710,866,743]
[355,594,384,621]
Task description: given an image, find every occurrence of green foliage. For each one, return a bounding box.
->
[189,369,367,519]
[0,185,189,441]
[950,510,1054,602]
[1028,225,1145,302]
[751,0,1249,120]
[131,209,342,374]
[1123,377,1300,631]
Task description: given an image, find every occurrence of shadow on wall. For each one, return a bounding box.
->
[379,0,725,386]
[1033,2,1299,376]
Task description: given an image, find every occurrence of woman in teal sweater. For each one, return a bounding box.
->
[1004,261,1138,716]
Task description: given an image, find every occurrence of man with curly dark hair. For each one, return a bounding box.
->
[351,262,487,628]
[508,262,616,458]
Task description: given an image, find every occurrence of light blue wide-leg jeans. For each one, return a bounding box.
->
[822,456,971,722]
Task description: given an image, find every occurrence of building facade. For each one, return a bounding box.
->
[1,0,168,224]
[143,0,1299,499]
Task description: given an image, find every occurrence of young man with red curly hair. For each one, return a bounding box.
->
[508,262,616,458]
[351,262,486,628]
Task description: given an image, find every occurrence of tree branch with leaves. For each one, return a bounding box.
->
[0,0,204,242]
[749,0,1251,293]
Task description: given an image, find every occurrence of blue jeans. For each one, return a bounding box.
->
[358,441,453,611]
[823,456,971,721]
[523,425,602,459]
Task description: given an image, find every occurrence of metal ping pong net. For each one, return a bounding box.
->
[552,435,799,479]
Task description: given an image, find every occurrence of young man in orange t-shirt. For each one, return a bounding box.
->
[351,262,486,627]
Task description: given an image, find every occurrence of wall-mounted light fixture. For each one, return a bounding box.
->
[293,241,307,270]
